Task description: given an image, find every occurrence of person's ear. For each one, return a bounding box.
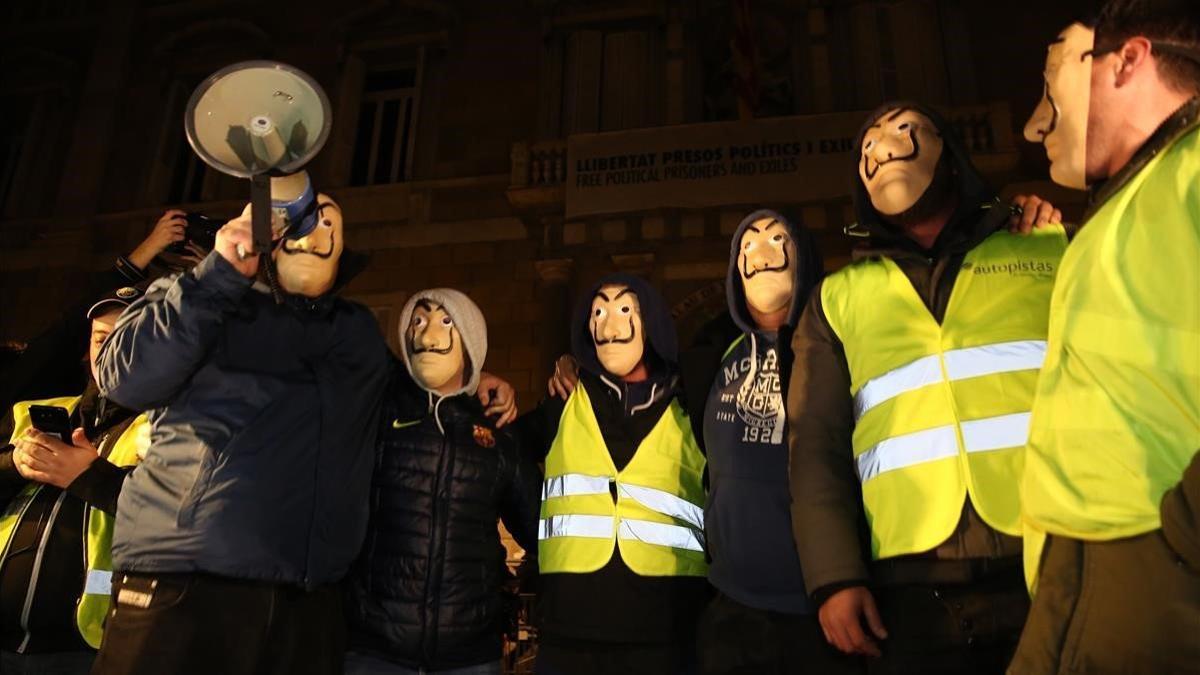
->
[1114,37,1152,87]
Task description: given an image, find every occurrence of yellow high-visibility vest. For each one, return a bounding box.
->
[822,226,1067,560]
[539,382,708,577]
[0,396,147,648]
[1022,123,1200,547]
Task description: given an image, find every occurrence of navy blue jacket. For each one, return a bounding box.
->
[97,253,389,586]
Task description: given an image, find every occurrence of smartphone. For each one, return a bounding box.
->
[28,405,73,444]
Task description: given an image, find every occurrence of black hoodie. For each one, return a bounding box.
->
[786,101,1024,602]
[513,273,710,646]
[699,209,823,614]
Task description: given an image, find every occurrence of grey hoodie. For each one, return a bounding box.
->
[398,289,488,431]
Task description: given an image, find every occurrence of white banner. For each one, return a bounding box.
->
[565,111,869,219]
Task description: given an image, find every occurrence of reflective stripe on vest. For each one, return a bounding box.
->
[856,412,1031,482]
[822,225,1066,559]
[76,414,147,648]
[538,514,706,552]
[1023,122,1200,553]
[539,383,708,577]
[854,341,1046,420]
[542,473,705,540]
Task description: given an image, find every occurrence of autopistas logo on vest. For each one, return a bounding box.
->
[964,259,1056,278]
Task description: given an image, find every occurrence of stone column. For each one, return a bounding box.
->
[534,258,574,391]
[54,0,137,219]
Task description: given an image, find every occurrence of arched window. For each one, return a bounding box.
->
[139,19,274,206]
[0,47,82,218]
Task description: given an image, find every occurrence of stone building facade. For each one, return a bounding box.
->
[1,0,1090,413]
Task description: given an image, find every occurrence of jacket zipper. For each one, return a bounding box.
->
[420,426,449,665]
[18,490,67,652]
[301,409,325,589]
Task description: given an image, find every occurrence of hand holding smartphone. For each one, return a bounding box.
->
[28,405,74,445]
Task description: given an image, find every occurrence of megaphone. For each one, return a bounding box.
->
[184,60,332,257]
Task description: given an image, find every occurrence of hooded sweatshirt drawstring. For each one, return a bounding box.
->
[432,394,447,436]
[736,333,759,410]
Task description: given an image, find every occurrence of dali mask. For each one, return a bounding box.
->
[407,300,466,394]
[274,194,343,298]
[859,108,945,217]
[1024,23,1094,190]
[590,284,644,378]
[739,216,796,315]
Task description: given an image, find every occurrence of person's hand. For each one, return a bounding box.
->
[215,204,260,278]
[478,371,518,428]
[547,354,578,401]
[128,210,187,270]
[818,586,888,657]
[1008,194,1063,235]
[178,241,207,267]
[13,428,99,489]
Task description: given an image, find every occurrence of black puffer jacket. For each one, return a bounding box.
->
[345,368,541,670]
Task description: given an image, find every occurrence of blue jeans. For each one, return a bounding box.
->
[0,651,94,675]
[344,651,502,675]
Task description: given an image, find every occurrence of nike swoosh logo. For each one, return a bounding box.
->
[392,419,421,429]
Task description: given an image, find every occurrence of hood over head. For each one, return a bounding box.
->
[726,208,823,333]
[850,101,996,251]
[571,272,677,379]
[398,288,487,398]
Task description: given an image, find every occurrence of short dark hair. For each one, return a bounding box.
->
[1095,0,1200,94]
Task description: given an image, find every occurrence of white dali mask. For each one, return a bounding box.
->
[1024,23,1095,190]
[590,284,645,378]
[859,108,945,216]
[406,300,466,394]
[273,194,343,298]
[739,217,796,315]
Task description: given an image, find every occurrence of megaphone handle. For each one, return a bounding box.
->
[247,174,273,258]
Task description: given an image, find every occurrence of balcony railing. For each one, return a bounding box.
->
[508,101,1017,194]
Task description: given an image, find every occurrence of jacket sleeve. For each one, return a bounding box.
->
[510,396,565,464]
[97,252,252,411]
[65,457,131,516]
[500,437,544,556]
[1161,449,1200,574]
[679,311,741,450]
[787,283,871,601]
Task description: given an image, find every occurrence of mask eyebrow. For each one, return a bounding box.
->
[762,219,783,231]
[415,299,439,313]
[885,107,911,121]
[614,288,635,300]
[595,291,612,303]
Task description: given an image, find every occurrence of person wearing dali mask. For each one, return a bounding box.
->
[513,274,709,675]
[1012,2,1200,672]
[343,289,540,675]
[785,102,1069,675]
[668,210,861,675]
[88,177,392,675]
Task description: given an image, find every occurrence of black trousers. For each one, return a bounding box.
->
[697,592,865,675]
[868,564,1029,675]
[535,638,697,675]
[90,572,345,675]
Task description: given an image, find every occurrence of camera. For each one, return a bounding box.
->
[168,213,224,253]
